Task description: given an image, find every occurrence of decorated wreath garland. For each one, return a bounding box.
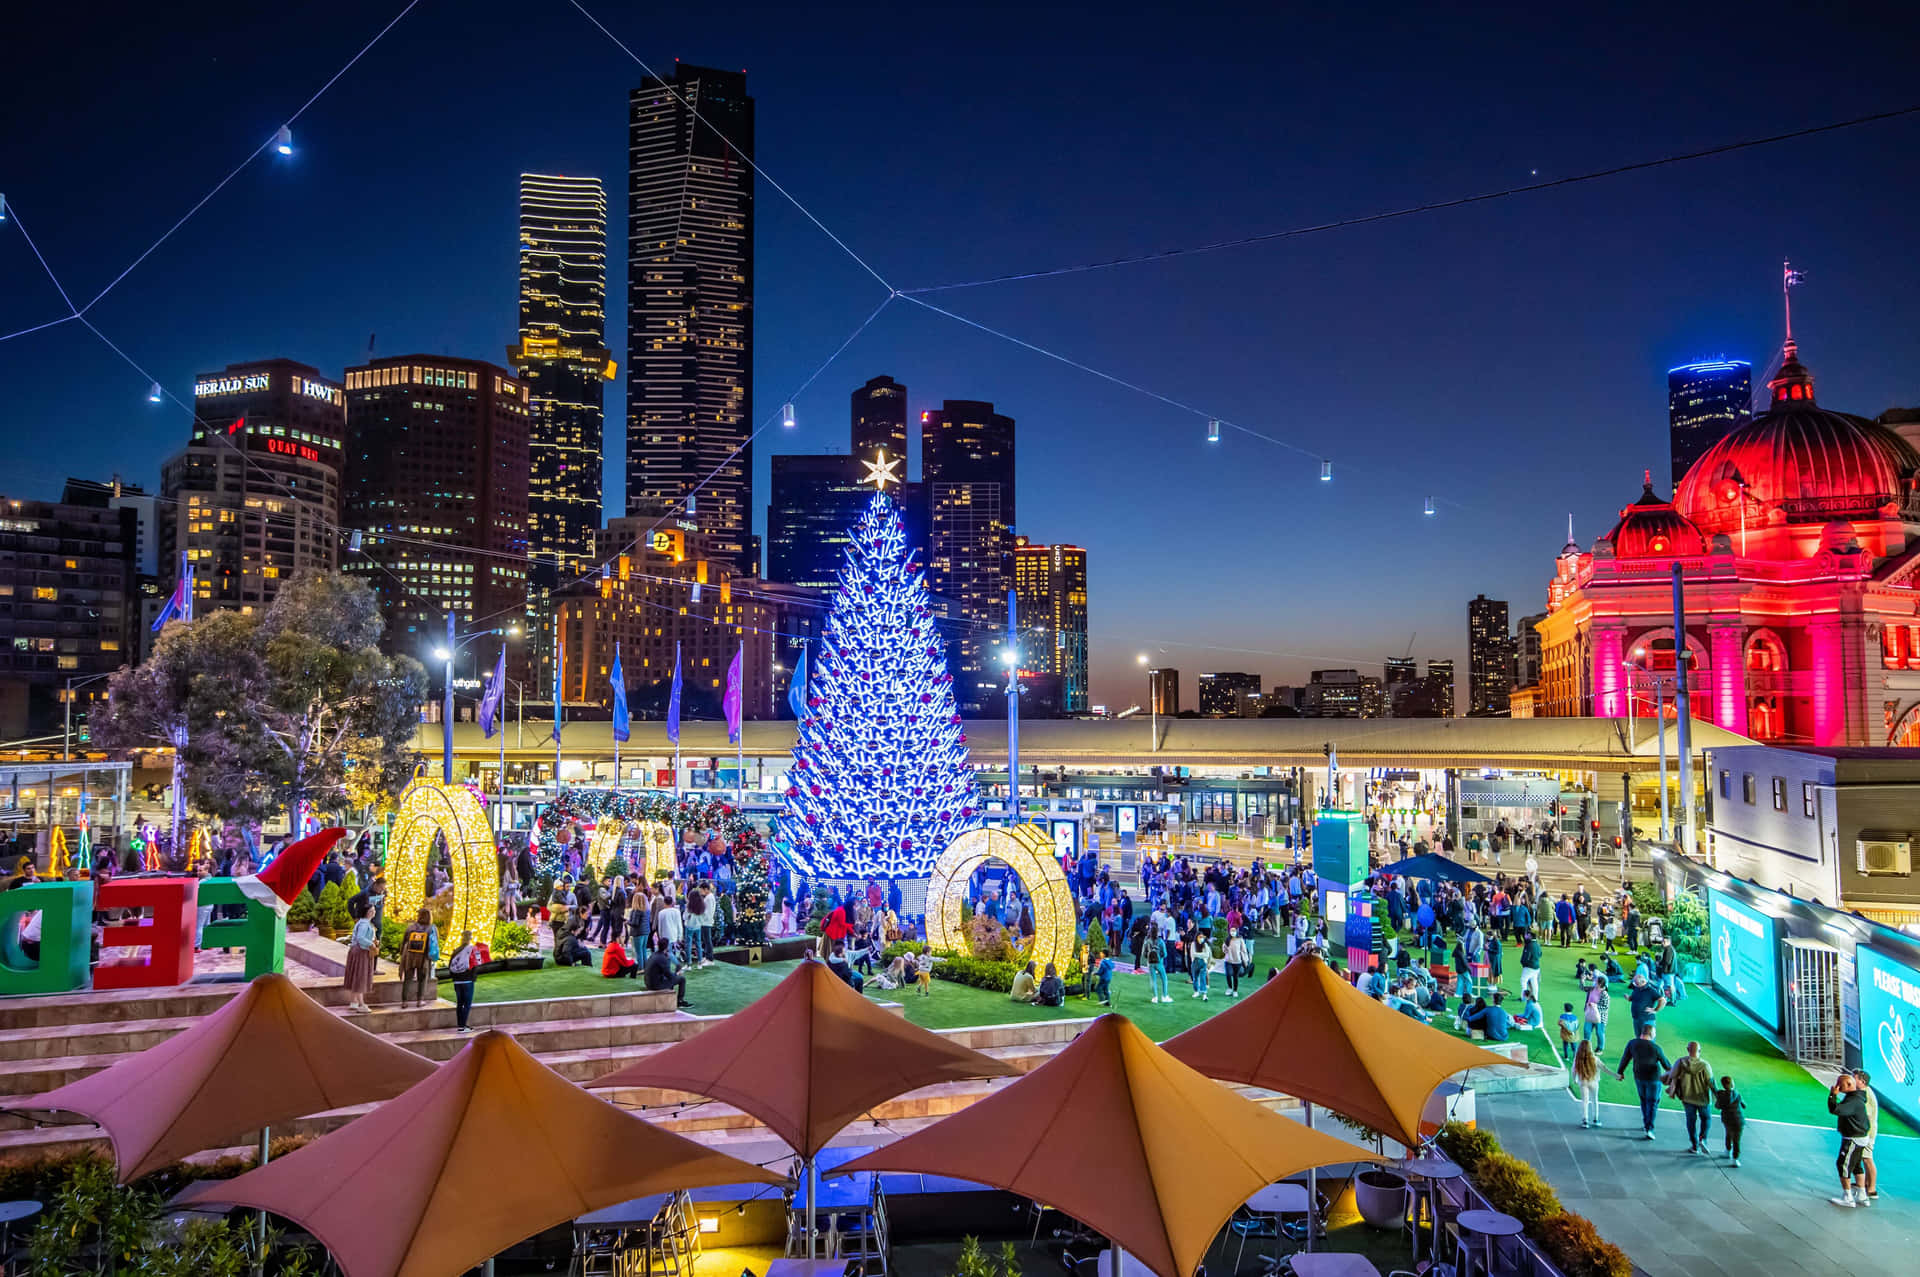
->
[535,788,768,943]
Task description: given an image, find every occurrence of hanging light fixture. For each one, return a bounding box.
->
[685,495,697,515]
[600,562,611,581]
[782,401,797,429]
[147,382,164,404]
[1320,459,1333,482]
[348,530,364,554]
[0,194,8,223]
[1206,419,1220,443]
[1424,496,1436,516]
[273,126,294,157]
[691,582,703,603]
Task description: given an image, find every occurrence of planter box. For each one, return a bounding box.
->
[433,956,545,979]
[1682,961,1709,984]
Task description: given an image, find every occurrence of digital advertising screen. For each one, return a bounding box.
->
[1856,947,1920,1124]
[1116,806,1137,836]
[1707,888,1781,1030]
[1050,819,1079,860]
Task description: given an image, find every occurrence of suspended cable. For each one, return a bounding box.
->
[898,102,1920,295]
[565,0,894,293]
[6,204,78,314]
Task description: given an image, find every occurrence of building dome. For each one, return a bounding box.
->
[1602,472,1706,558]
[1675,341,1920,535]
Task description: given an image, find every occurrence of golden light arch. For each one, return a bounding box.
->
[387,776,500,950]
[926,824,1076,975]
[586,818,678,881]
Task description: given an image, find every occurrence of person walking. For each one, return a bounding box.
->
[1853,1068,1879,1205]
[1714,1074,1746,1167]
[1626,970,1665,1036]
[1828,1072,1871,1207]
[1191,931,1213,1001]
[1554,893,1575,947]
[1582,975,1611,1053]
[1222,927,1250,998]
[1669,1041,1715,1154]
[1573,1039,1603,1128]
[342,897,377,1014]
[397,908,438,1008]
[447,929,479,1032]
[1616,1023,1673,1139]
[1519,929,1543,1001]
[1145,929,1170,1003]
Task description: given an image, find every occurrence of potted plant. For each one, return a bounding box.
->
[315,882,349,940]
[1329,1112,1405,1228]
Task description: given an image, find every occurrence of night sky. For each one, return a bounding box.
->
[4,0,1918,708]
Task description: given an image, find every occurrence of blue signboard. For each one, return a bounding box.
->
[1856,948,1920,1126]
[1707,888,1780,1031]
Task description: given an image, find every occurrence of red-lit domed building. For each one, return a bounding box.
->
[1536,334,1920,747]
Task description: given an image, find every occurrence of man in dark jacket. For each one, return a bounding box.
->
[1828,1074,1871,1207]
[644,938,691,1008]
[1616,1024,1673,1138]
[1519,931,1544,1000]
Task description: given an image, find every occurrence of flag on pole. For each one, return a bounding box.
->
[723,642,744,745]
[787,640,811,722]
[665,640,683,746]
[477,646,506,739]
[610,643,631,743]
[551,631,564,744]
[151,558,194,631]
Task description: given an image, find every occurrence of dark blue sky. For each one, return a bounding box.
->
[4,0,1917,707]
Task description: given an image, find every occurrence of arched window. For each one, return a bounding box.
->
[1746,632,1787,673]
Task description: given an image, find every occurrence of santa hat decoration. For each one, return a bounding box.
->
[238,827,349,913]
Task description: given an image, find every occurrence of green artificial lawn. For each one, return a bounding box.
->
[446,921,1908,1135]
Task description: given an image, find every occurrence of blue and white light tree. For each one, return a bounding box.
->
[779,480,981,880]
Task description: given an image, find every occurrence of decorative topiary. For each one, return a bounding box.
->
[1533,1213,1633,1277]
[1434,1119,1500,1173]
[285,888,317,929]
[315,882,350,933]
[491,920,536,958]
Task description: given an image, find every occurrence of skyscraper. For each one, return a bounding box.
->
[513,174,610,587]
[342,357,531,650]
[1467,594,1511,716]
[1427,659,1456,715]
[851,375,908,463]
[1013,537,1089,714]
[627,66,756,573]
[1198,672,1261,717]
[1668,360,1752,489]
[923,399,1016,714]
[160,359,344,615]
[1147,668,1180,717]
[766,455,872,589]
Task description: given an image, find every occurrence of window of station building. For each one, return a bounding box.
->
[1771,777,1787,812]
[1741,773,1756,805]
[1802,781,1817,818]
[1719,770,1731,799]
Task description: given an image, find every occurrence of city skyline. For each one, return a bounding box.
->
[4,1,1919,708]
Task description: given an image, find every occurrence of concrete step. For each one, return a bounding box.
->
[0,972,406,1031]
[383,1010,704,1062]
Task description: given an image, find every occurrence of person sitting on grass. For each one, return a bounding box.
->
[873,953,912,990]
[1464,990,1512,1042]
[1511,990,1543,1031]
[1010,961,1039,1004]
[826,939,864,993]
[600,936,640,979]
[1036,962,1066,1007]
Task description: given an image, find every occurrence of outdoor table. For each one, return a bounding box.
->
[0,1201,40,1276]
[765,1261,851,1277]
[573,1191,676,1277]
[1385,1157,1461,1261]
[796,1170,875,1258]
[1285,1254,1380,1277]
[1233,1182,1310,1270]
[1455,1208,1523,1277]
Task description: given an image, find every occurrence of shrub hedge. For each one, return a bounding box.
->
[1433,1121,1631,1277]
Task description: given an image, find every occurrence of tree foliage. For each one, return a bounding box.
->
[97,572,427,825]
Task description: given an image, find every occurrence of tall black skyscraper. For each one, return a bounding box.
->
[627,66,756,572]
[767,455,873,590]
[851,375,908,461]
[1668,360,1752,489]
[923,399,1016,714]
[513,174,609,589]
[1467,593,1512,716]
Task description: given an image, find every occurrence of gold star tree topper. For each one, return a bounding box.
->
[863,448,901,491]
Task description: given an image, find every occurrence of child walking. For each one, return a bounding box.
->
[1573,1040,1602,1128]
[1714,1074,1746,1167]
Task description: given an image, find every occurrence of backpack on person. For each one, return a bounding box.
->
[403,927,429,962]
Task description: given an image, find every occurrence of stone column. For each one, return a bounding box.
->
[1809,619,1845,746]
[1591,623,1626,718]
[1709,622,1748,736]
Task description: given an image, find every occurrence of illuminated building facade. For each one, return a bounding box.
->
[852,375,908,459]
[1427,659,1455,714]
[626,66,757,574]
[1468,594,1512,716]
[1198,671,1260,718]
[1148,668,1180,716]
[160,359,343,615]
[513,174,611,586]
[0,496,135,736]
[767,455,871,590]
[556,523,773,721]
[1014,537,1089,714]
[1537,331,1920,747]
[1668,360,1752,490]
[342,357,531,650]
[923,399,1016,715]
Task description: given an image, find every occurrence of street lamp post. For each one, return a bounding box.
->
[62,672,115,762]
[433,616,520,786]
[1138,653,1158,754]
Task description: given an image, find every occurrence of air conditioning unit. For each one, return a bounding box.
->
[1857,835,1912,876]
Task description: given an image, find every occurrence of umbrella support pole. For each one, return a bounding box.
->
[1108,1236,1120,1277]
[807,1157,819,1259]
[253,1125,270,1277]
[1304,1104,1315,1252]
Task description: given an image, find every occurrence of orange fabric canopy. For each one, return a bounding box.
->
[178,1030,783,1277]
[1164,953,1512,1149]
[839,1014,1372,1277]
[588,956,1016,1157]
[4,972,434,1182]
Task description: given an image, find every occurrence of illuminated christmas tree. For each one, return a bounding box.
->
[779,483,981,880]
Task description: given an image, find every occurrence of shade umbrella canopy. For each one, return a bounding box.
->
[837,1014,1372,1277]
[588,956,1017,1157]
[3,972,434,1182]
[1378,852,1491,884]
[177,1030,783,1277]
[1164,953,1511,1150]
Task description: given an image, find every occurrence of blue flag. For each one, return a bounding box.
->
[610,643,630,743]
[552,631,564,744]
[665,640,682,746]
[787,640,810,721]
[478,646,506,739]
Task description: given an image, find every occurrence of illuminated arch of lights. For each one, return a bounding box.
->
[925,824,1076,975]
[387,774,500,951]
[585,817,678,880]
